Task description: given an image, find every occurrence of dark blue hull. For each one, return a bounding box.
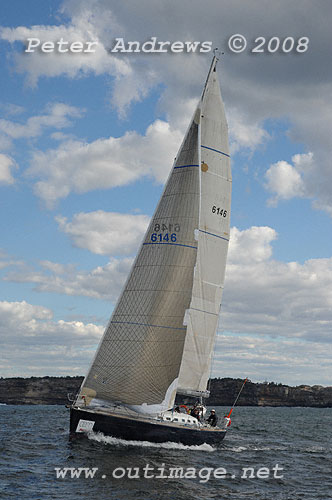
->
[70,407,226,446]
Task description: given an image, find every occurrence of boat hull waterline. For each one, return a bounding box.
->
[70,407,226,446]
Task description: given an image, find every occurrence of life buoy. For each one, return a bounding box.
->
[179,404,189,414]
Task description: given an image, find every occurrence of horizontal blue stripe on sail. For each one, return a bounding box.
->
[199,229,229,242]
[174,164,199,169]
[143,242,197,249]
[201,145,230,158]
[111,320,186,331]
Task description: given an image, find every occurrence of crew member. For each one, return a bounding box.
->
[190,407,200,422]
[206,409,218,427]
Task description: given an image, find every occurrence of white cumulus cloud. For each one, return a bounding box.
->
[228,226,277,264]
[228,109,270,154]
[2,225,332,381]
[222,226,332,344]
[0,153,16,184]
[4,258,133,301]
[0,102,83,140]
[56,211,150,256]
[0,300,104,376]
[0,5,129,87]
[4,225,332,347]
[28,119,182,207]
[264,153,312,206]
[212,334,332,386]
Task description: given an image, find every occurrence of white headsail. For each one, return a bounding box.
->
[177,56,231,396]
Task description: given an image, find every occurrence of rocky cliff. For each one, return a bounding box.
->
[0,376,331,407]
[0,376,83,405]
[209,378,332,407]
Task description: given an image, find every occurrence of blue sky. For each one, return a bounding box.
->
[0,0,331,385]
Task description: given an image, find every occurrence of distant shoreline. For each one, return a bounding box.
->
[0,376,331,407]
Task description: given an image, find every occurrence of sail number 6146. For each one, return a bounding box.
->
[212,206,227,217]
[151,233,177,242]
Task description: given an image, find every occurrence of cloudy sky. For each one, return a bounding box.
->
[0,0,331,386]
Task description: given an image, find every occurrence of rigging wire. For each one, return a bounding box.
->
[227,377,248,418]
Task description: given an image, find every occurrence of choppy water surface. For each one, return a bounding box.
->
[0,405,331,499]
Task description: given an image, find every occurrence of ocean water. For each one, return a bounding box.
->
[0,405,331,499]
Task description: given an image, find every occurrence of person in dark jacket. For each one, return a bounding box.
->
[190,407,200,422]
[206,409,218,427]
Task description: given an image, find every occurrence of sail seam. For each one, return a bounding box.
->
[201,145,230,157]
[143,242,197,249]
[199,229,229,241]
[202,172,231,181]
[190,307,219,316]
[174,164,199,169]
[110,320,186,331]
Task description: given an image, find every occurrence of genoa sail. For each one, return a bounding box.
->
[77,56,231,415]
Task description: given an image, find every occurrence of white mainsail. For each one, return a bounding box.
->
[77,56,231,414]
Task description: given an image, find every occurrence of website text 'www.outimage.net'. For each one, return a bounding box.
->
[54,464,284,482]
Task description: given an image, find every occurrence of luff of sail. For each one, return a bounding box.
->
[177,57,232,396]
[77,99,201,414]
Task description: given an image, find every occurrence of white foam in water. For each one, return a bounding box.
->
[223,445,247,452]
[305,445,325,453]
[88,431,215,452]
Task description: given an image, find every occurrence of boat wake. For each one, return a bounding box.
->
[88,431,215,452]
[221,444,288,453]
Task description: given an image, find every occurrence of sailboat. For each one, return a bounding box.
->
[69,54,231,446]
